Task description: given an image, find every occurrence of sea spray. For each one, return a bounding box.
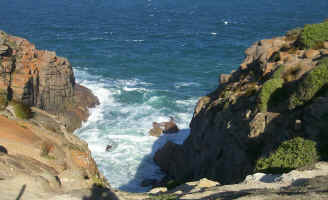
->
[74,69,195,192]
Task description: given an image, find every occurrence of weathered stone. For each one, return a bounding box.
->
[323,41,328,49]
[294,120,302,131]
[0,45,8,55]
[0,30,99,132]
[148,187,167,194]
[219,73,231,84]
[197,178,220,188]
[304,49,320,58]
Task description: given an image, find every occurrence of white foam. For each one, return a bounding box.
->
[174,82,200,89]
[73,68,196,192]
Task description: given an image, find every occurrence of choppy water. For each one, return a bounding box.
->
[0,0,327,192]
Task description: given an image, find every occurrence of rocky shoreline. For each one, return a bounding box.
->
[0,30,114,200]
[2,20,328,200]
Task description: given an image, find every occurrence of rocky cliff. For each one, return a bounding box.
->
[154,21,328,185]
[0,31,115,200]
[0,30,99,131]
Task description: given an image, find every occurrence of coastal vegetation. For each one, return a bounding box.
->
[258,77,284,112]
[9,101,32,119]
[289,61,328,109]
[300,21,328,49]
[255,137,318,174]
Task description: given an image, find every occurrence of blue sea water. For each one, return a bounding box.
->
[0,0,327,192]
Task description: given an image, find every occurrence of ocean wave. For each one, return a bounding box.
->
[74,68,194,192]
[174,82,200,88]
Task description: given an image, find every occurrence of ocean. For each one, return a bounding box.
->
[0,0,327,192]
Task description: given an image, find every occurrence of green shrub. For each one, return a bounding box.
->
[255,137,318,174]
[10,101,32,119]
[258,78,284,112]
[300,21,328,49]
[272,65,285,79]
[318,57,328,66]
[288,63,328,110]
[92,175,107,188]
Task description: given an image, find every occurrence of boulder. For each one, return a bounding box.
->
[0,45,8,55]
[219,73,231,84]
[149,122,163,137]
[304,49,320,58]
[149,117,179,137]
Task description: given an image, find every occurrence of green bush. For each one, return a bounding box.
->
[272,65,285,79]
[288,63,328,110]
[10,101,32,119]
[255,137,318,174]
[300,21,328,49]
[258,78,284,112]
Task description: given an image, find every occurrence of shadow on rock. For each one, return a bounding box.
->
[82,184,119,200]
[16,184,26,200]
[119,128,190,192]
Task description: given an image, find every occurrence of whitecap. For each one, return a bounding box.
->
[174,82,200,88]
[73,68,194,192]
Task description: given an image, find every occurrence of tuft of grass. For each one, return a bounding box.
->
[92,175,107,188]
[9,101,32,119]
[255,137,318,174]
[258,78,284,112]
[288,63,328,110]
[272,65,285,79]
[300,21,328,49]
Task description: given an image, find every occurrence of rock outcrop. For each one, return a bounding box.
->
[0,31,111,200]
[147,162,328,200]
[0,30,99,131]
[154,21,328,185]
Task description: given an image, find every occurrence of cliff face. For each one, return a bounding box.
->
[0,31,113,199]
[0,30,99,131]
[155,22,328,185]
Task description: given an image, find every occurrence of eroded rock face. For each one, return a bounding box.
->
[0,30,99,131]
[154,26,328,185]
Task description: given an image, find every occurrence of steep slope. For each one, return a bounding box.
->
[154,21,328,185]
[0,30,99,131]
[0,30,113,199]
